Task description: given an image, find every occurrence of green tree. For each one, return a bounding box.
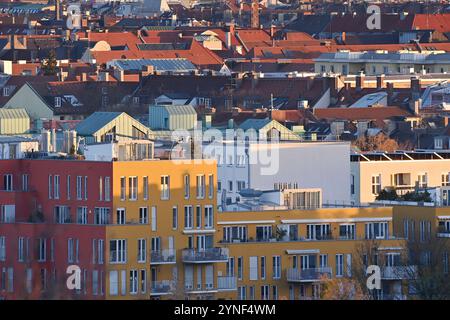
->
[41,50,58,75]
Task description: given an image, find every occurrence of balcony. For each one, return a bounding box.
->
[217,276,237,291]
[150,280,175,296]
[286,267,332,282]
[150,249,176,264]
[184,283,218,294]
[182,248,229,263]
[381,266,417,280]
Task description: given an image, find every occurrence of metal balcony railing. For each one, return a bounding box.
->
[182,248,229,263]
[286,267,332,282]
[217,276,237,291]
[150,249,176,264]
[381,266,417,280]
[151,280,175,295]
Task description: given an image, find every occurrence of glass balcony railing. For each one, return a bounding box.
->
[182,248,229,263]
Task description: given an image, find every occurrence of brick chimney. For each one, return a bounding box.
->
[386,82,394,105]
[376,74,385,90]
[355,72,365,91]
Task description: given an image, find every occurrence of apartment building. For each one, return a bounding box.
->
[205,141,351,209]
[216,207,411,300]
[0,142,426,300]
[351,151,450,205]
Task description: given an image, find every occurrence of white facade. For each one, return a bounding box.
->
[204,141,351,209]
[0,137,39,159]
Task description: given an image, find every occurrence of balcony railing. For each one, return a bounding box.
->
[151,280,175,296]
[286,267,332,282]
[182,248,229,263]
[184,283,217,293]
[150,249,176,264]
[381,266,417,280]
[217,276,237,291]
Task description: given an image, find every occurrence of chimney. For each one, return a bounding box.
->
[270,25,275,38]
[355,72,365,91]
[386,82,394,105]
[341,31,346,44]
[410,76,421,100]
[376,74,385,90]
[81,73,87,82]
[251,0,260,29]
[55,0,60,21]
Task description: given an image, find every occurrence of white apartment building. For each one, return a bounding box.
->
[351,151,450,205]
[202,141,351,210]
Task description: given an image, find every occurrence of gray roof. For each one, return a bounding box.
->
[239,118,272,131]
[111,58,196,72]
[315,51,450,64]
[75,112,122,136]
[0,135,37,143]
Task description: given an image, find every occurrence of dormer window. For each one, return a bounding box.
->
[54,97,62,108]
[102,87,108,95]
[435,137,443,150]
[3,87,10,97]
[133,96,140,104]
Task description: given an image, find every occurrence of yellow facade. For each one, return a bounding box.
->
[102,158,416,300]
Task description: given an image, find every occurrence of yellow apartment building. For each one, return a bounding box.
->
[105,159,234,300]
[99,156,419,300]
[216,207,411,300]
[351,151,450,205]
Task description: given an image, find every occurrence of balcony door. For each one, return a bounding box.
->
[300,255,316,270]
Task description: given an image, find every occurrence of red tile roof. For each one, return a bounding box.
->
[413,14,450,33]
[314,106,412,123]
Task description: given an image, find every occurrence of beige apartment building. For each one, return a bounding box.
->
[351,151,450,205]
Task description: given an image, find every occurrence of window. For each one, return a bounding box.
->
[54,97,62,107]
[143,176,148,200]
[272,286,278,300]
[365,222,388,239]
[184,206,193,229]
[99,177,103,201]
[442,173,450,186]
[336,254,344,277]
[227,257,235,276]
[228,181,233,192]
[120,177,126,201]
[47,174,53,198]
[196,206,201,229]
[18,237,24,262]
[37,238,47,262]
[238,286,246,300]
[208,174,214,199]
[184,175,190,199]
[137,239,146,263]
[196,175,206,199]
[435,137,443,149]
[54,206,70,224]
[22,174,29,192]
[306,224,331,240]
[98,240,104,264]
[260,256,266,280]
[261,285,270,300]
[67,238,74,263]
[272,256,281,279]
[116,208,126,225]
[77,207,88,224]
[76,176,82,200]
[110,239,127,263]
[104,177,111,201]
[7,267,13,292]
[223,226,247,243]
[237,256,243,280]
[109,271,118,296]
[256,226,272,241]
[0,236,5,261]
[128,177,137,200]
[249,256,258,280]
[371,175,381,195]
[160,175,170,200]
[204,206,213,228]
[320,254,328,268]
[92,270,99,295]
[84,176,88,200]
[172,207,178,230]
[139,207,148,224]
[237,181,246,192]
[140,269,146,294]
[151,207,157,232]
[66,175,71,200]
[339,224,355,240]
[417,173,428,188]
[350,174,355,195]
[94,207,110,225]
